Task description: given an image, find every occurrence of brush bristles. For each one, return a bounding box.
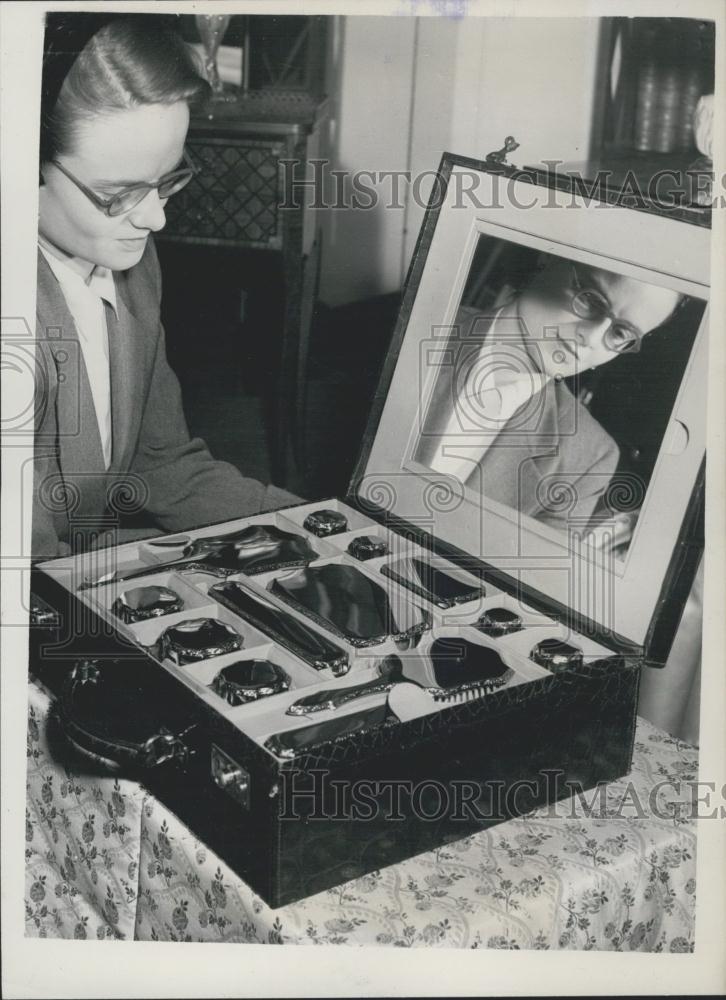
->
[432,667,514,702]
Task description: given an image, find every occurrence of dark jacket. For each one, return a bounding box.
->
[33,240,293,558]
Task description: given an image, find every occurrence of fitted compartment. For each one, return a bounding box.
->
[501,621,614,664]
[322,524,400,565]
[193,570,366,677]
[41,538,154,590]
[182,641,323,709]
[134,513,334,577]
[35,503,620,760]
[236,656,393,747]
[124,602,269,658]
[86,571,213,624]
[282,498,374,536]
[265,556,433,649]
[377,553,489,614]
[317,547,494,630]
[252,625,552,754]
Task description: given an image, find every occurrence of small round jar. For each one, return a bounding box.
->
[211,659,290,706]
[347,535,389,561]
[475,607,523,638]
[112,585,184,624]
[302,509,348,537]
[530,637,583,673]
[155,618,243,665]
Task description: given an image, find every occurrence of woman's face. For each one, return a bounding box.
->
[516,258,681,378]
[39,101,189,272]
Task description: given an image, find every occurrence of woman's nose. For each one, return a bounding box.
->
[128,189,167,232]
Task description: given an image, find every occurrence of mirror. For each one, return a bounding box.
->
[413,234,706,559]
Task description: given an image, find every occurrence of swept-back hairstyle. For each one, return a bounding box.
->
[40,13,209,167]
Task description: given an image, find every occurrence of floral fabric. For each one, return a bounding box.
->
[26,680,698,949]
[25,681,145,940]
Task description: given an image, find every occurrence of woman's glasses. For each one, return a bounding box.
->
[50,149,198,217]
[569,264,643,354]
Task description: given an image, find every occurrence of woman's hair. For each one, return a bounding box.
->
[40,14,210,166]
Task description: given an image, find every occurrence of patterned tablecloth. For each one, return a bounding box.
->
[25,680,698,950]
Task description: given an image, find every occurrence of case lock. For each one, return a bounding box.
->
[211,744,250,809]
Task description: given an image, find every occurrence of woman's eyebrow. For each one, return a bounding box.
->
[581,268,612,303]
[92,155,186,188]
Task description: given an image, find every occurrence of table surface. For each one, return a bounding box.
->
[25,680,698,950]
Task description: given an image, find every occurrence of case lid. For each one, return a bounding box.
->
[351,154,709,660]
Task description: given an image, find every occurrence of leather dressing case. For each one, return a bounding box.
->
[28,154,710,908]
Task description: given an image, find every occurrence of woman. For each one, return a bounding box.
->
[415,250,683,534]
[34,13,294,558]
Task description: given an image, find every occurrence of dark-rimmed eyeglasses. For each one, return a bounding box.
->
[50,149,198,217]
[569,264,644,354]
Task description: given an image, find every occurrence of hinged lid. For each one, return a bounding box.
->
[351,153,709,661]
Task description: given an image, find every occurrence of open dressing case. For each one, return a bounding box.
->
[29,151,709,908]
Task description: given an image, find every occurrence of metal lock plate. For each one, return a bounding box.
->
[211,744,250,809]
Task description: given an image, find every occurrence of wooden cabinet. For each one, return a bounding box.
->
[156,94,329,492]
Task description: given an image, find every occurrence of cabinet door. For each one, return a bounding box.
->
[161,136,285,250]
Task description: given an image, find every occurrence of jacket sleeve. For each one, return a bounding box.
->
[129,245,300,532]
[31,451,72,559]
[535,430,621,534]
[31,338,71,560]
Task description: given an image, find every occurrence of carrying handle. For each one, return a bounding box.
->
[59,658,198,771]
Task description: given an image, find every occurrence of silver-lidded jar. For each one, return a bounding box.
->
[153,618,243,665]
[302,509,348,537]
[112,585,184,624]
[476,607,523,638]
[211,660,290,705]
[530,637,583,672]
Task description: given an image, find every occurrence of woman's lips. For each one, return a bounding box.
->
[117,236,148,249]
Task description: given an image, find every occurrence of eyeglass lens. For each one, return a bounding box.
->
[108,170,194,217]
[571,288,640,353]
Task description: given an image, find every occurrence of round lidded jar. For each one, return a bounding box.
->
[530,637,583,672]
[211,659,290,705]
[112,585,184,624]
[302,509,348,537]
[475,607,523,638]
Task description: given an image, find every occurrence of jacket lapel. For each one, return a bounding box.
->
[474,379,576,515]
[36,253,107,504]
[107,266,152,472]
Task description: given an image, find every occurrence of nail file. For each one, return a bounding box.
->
[381,556,484,609]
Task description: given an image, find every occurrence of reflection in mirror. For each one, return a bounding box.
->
[413,235,706,559]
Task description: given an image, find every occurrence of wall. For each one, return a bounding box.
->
[318,16,416,306]
[319,15,602,308]
[404,16,602,272]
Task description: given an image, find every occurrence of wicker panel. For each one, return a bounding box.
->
[161,138,284,249]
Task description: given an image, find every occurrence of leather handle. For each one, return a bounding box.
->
[58,658,198,771]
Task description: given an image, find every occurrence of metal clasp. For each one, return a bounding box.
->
[71,658,101,684]
[141,726,196,768]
